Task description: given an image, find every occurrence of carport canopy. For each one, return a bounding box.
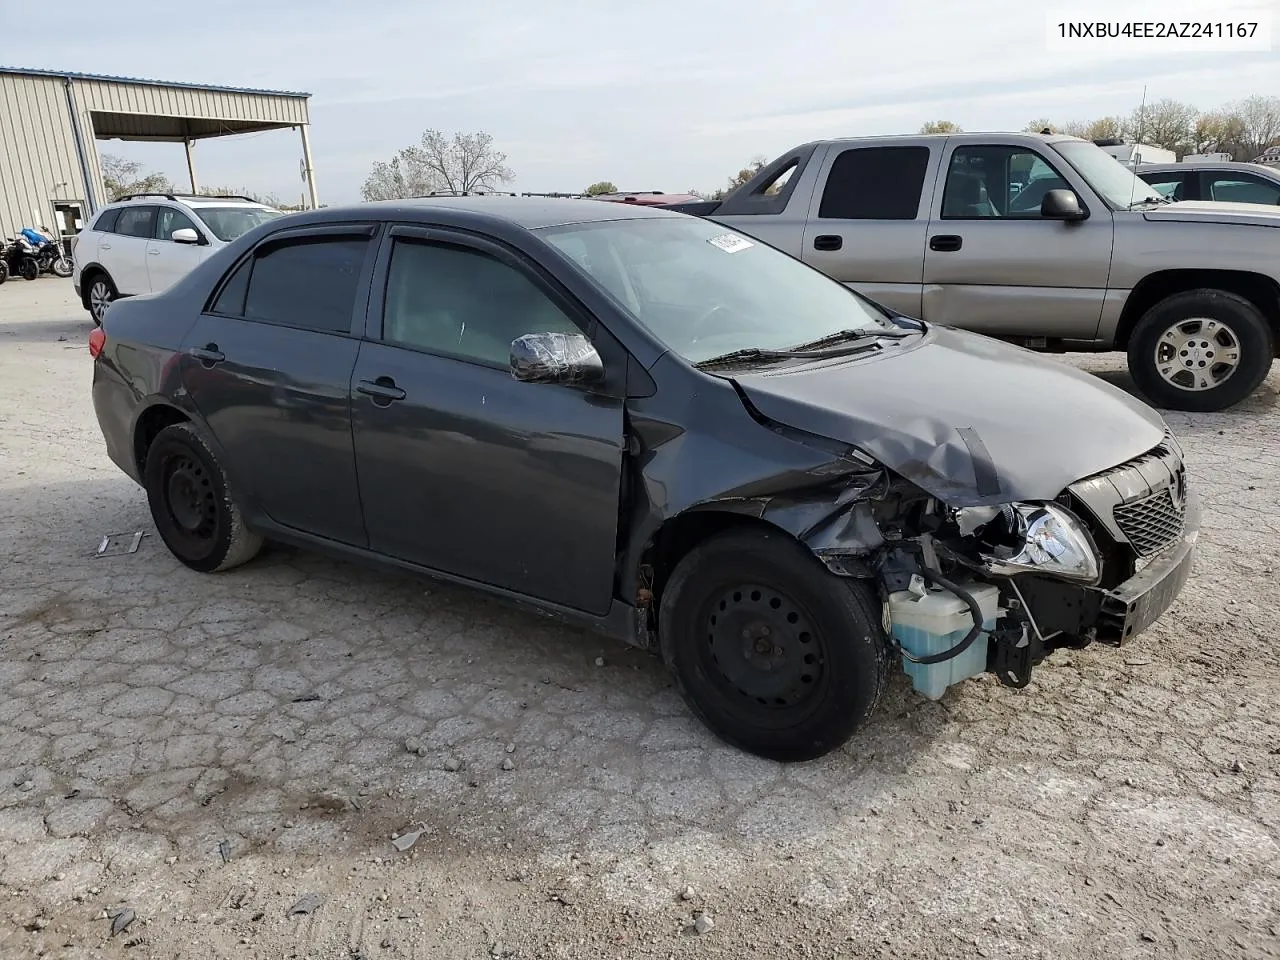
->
[91,111,298,141]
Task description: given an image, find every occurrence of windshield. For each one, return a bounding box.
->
[194,206,283,242]
[1052,140,1167,208]
[537,217,902,364]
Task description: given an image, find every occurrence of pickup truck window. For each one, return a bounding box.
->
[1205,174,1280,205]
[1052,139,1166,209]
[943,146,1069,218]
[819,146,929,220]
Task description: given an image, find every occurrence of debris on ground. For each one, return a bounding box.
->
[594,657,606,667]
[1230,758,1245,773]
[505,743,516,754]
[501,758,515,771]
[288,893,324,917]
[693,912,715,935]
[108,907,136,937]
[680,885,696,901]
[391,825,426,853]
[443,757,463,773]
[218,839,232,864]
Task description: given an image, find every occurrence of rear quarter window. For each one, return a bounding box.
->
[93,208,121,233]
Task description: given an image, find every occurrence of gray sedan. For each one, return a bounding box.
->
[88,198,1198,760]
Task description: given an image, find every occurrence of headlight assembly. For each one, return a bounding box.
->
[958,502,1101,585]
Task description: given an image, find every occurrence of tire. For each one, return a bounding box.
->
[0,260,8,284]
[51,256,72,278]
[143,422,263,573]
[1127,289,1274,412]
[86,273,116,326]
[658,528,890,762]
[19,258,37,281]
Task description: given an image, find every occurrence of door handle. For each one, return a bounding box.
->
[813,234,843,251]
[188,343,225,366]
[148,249,161,256]
[357,376,407,405]
[929,234,963,252]
[99,243,111,250]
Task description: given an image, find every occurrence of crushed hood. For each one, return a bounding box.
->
[730,327,1166,507]
[1142,200,1280,229]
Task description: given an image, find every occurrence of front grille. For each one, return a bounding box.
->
[1113,484,1186,557]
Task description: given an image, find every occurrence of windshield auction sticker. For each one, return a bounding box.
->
[707,233,754,253]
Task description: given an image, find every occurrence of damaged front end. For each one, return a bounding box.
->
[664,429,1201,701]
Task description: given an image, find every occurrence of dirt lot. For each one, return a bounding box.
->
[1,279,1278,960]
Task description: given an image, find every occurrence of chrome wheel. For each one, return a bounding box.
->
[1154,317,1241,392]
[89,279,113,323]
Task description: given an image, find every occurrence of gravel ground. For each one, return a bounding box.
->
[1,280,1278,960]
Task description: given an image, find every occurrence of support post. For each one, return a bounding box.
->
[184,139,199,194]
[299,124,319,209]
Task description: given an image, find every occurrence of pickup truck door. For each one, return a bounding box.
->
[921,141,1115,340]
[798,140,941,319]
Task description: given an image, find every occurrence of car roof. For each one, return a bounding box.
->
[106,194,273,210]
[312,196,686,230]
[1137,161,1280,177]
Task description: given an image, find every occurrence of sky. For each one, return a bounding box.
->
[3,0,1276,205]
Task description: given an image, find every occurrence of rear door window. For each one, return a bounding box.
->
[1205,174,1280,205]
[114,206,157,239]
[818,146,930,219]
[241,236,371,333]
[1140,171,1192,201]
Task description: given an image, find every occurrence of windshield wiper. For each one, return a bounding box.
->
[696,335,894,369]
[786,327,915,351]
[1128,195,1172,209]
[695,347,799,368]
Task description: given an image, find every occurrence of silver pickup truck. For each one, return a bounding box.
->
[670,132,1280,412]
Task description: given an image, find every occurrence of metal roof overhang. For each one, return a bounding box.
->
[90,110,297,142]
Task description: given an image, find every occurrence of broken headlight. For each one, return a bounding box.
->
[957,502,1100,585]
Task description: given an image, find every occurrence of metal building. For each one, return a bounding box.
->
[0,66,317,243]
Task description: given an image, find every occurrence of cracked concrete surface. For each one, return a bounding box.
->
[1,281,1278,959]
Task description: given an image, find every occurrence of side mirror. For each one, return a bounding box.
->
[172,227,200,244]
[510,332,604,385]
[1041,189,1087,221]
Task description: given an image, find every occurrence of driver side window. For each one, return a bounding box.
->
[943,146,1069,219]
[382,239,583,368]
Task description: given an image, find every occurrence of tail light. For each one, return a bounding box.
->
[89,327,105,359]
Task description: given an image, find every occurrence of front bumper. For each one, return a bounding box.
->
[1098,488,1200,644]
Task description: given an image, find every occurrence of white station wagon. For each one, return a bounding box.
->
[73,193,282,324]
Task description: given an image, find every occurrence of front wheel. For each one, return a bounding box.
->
[658,528,889,762]
[0,260,8,284]
[1127,289,1274,412]
[51,256,72,278]
[143,422,263,573]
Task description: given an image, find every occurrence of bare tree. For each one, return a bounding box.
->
[361,129,515,200]
[1193,109,1250,157]
[1232,95,1280,158]
[584,181,618,196]
[1023,119,1055,134]
[919,120,962,134]
[1059,116,1126,141]
[100,153,173,200]
[1128,98,1198,154]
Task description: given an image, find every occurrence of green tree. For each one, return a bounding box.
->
[100,153,173,200]
[919,120,962,134]
[584,181,618,196]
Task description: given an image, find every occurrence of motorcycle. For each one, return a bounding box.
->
[34,236,73,277]
[0,236,39,283]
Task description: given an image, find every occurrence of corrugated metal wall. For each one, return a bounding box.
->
[0,73,86,237]
[0,71,310,238]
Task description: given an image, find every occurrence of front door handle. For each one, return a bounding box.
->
[357,376,407,406]
[148,249,161,256]
[99,242,111,250]
[813,234,843,251]
[188,343,225,366]
[929,234,963,252]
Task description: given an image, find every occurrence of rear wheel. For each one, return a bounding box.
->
[86,274,115,325]
[1127,289,1274,412]
[658,528,889,762]
[19,258,37,281]
[0,260,8,284]
[143,422,263,573]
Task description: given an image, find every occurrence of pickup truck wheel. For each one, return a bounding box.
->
[143,423,263,573]
[1127,289,1273,412]
[658,528,889,762]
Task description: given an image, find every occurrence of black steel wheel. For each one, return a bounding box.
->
[19,257,37,281]
[143,422,263,572]
[659,528,889,762]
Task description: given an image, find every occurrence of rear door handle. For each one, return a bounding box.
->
[148,249,161,256]
[99,243,111,250]
[929,234,963,252]
[188,343,225,366]
[357,376,407,405]
[813,234,843,251]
